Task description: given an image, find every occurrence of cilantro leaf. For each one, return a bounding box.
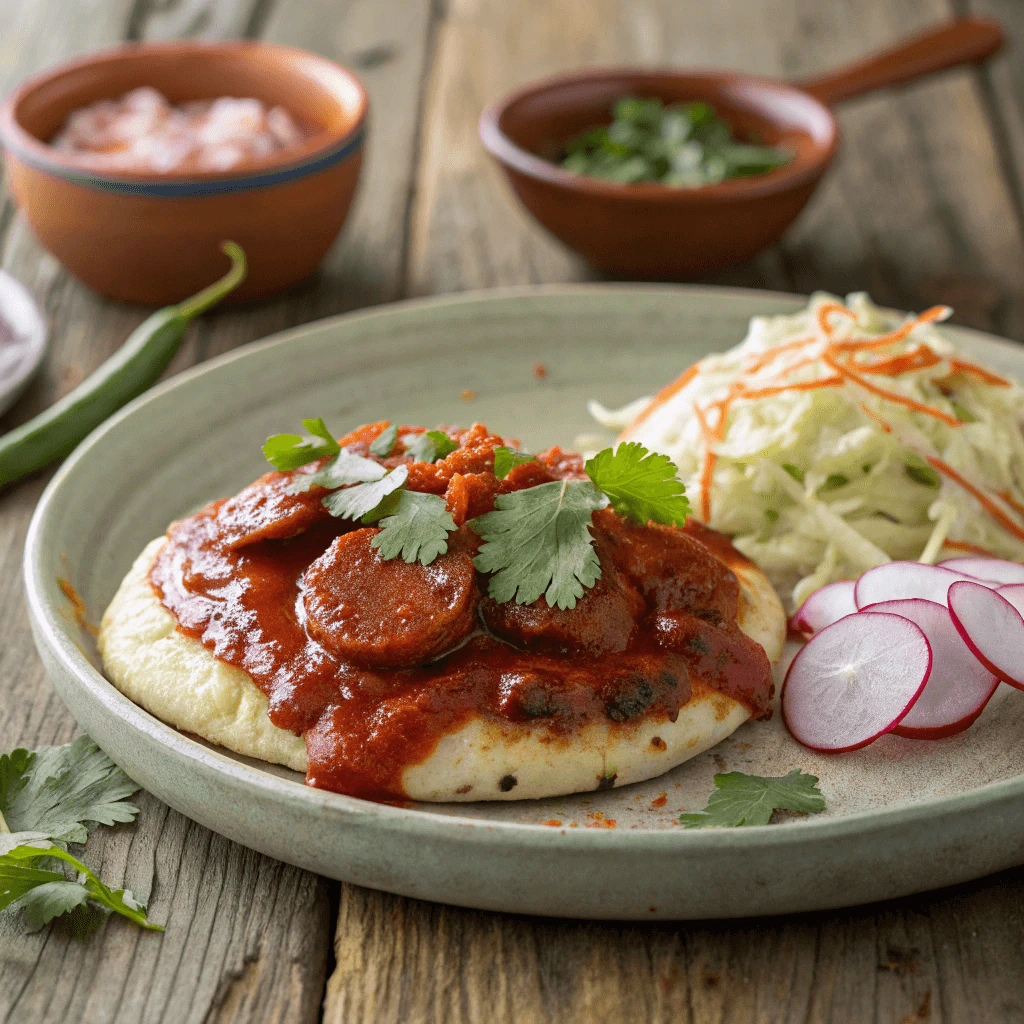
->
[471,479,607,609]
[678,769,825,828]
[290,450,386,493]
[1,843,162,933]
[493,446,534,480]
[0,737,139,848]
[263,418,341,470]
[372,491,457,565]
[584,442,690,526]
[369,423,399,458]
[403,430,458,464]
[323,465,409,521]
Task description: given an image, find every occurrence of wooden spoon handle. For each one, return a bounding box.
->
[795,17,1004,107]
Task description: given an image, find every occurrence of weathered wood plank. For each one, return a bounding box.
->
[0,0,429,1019]
[324,1,1024,1022]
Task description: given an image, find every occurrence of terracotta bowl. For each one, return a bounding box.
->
[0,41,368,305]
[479,19,1003,279]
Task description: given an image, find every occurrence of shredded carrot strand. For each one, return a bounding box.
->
[816,302,855,335]
[943,538,997,556]
[830,306,949,354]
[624,364,699,434]
[927,458,1024,544]
[857,403,893,433]
[734,376,844,400]
[857,345,942,377]
[999,490,1024,519]
[744,337,815,374]
[949,358,1011,387]
[693,403,718,521]
[824,351,960,427]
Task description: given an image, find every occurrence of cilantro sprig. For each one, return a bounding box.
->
[0,738,161,935]
[402,430,458,464]
[472,479,606,608]
[678,770,825,828]
[585,441,690,526]
[473,441,691,608]
[262,421,691,603]
[493,445,534,480]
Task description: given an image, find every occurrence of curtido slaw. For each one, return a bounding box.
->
[590,293,1024,611]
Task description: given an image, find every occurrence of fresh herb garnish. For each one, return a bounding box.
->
[472,479,607,609]
[264,423,690,607]
[561,97,792,187]
[403,430,458,464]
[493,446,534,480]
[584,441,690,526]
[782,463,805,484]
[1,843,161,935]
[369,423,399,457]
[678,769,825,828]
[0,738,161,934]
[323,464,409,522]
[0,737,139,852]
[291,449,386,493]
[371,491,457,565]
[262,417,340,470]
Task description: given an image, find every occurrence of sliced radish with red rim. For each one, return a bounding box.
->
[782,612,931,752]
[998,583,1024,617]
[791,580,857,636]
[860,598,999,739]
[939,556,1024,585]
[948,581,1024,691]
[854,561,986,609]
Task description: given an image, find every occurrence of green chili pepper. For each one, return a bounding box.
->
[0,242,246,487]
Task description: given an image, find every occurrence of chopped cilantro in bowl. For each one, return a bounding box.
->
[560,97,792,187]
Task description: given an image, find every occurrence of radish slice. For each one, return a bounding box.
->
[939,556,1024,585]
[791,580,857,636]
[948,581,1024,691]
[854,561,984,608]
[782,612,931,752]
[998,583,1024,617]
[862,599,999,739]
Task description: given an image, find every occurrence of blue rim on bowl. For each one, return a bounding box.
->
[0,40,368,197]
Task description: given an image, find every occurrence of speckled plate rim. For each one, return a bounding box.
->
[23,282,1024,846]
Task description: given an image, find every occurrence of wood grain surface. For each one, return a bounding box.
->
[2,0,1024,1021]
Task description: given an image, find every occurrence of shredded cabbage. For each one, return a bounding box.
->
[590,292,1024,611]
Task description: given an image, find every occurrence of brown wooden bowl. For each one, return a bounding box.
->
[480,18,1003,280]
[0,41,368,305]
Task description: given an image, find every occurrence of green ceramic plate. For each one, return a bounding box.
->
[24,286,1024,920]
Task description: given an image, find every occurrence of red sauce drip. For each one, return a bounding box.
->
[150,422,773,801]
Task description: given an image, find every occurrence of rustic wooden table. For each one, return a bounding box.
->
[3,0,1024,1020]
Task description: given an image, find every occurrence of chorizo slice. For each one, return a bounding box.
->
[219,471,330,549]
[301,529,478,668]
[593,508,739,623]
[480,548,645,656]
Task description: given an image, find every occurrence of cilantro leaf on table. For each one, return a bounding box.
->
[290,450,386,493]
[678,770,825,828]
[0,737,139,851]
[471,479,607,609]
[323,464,409,522]
[372,491,457,565]
[1,843,162,934]
[262,418,341,470]
[369,423,399,458]
[402,430,458,464]
[584,442,690,526]
[493,446,534,480]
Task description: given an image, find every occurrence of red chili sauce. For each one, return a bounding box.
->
[151,422,773,801]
